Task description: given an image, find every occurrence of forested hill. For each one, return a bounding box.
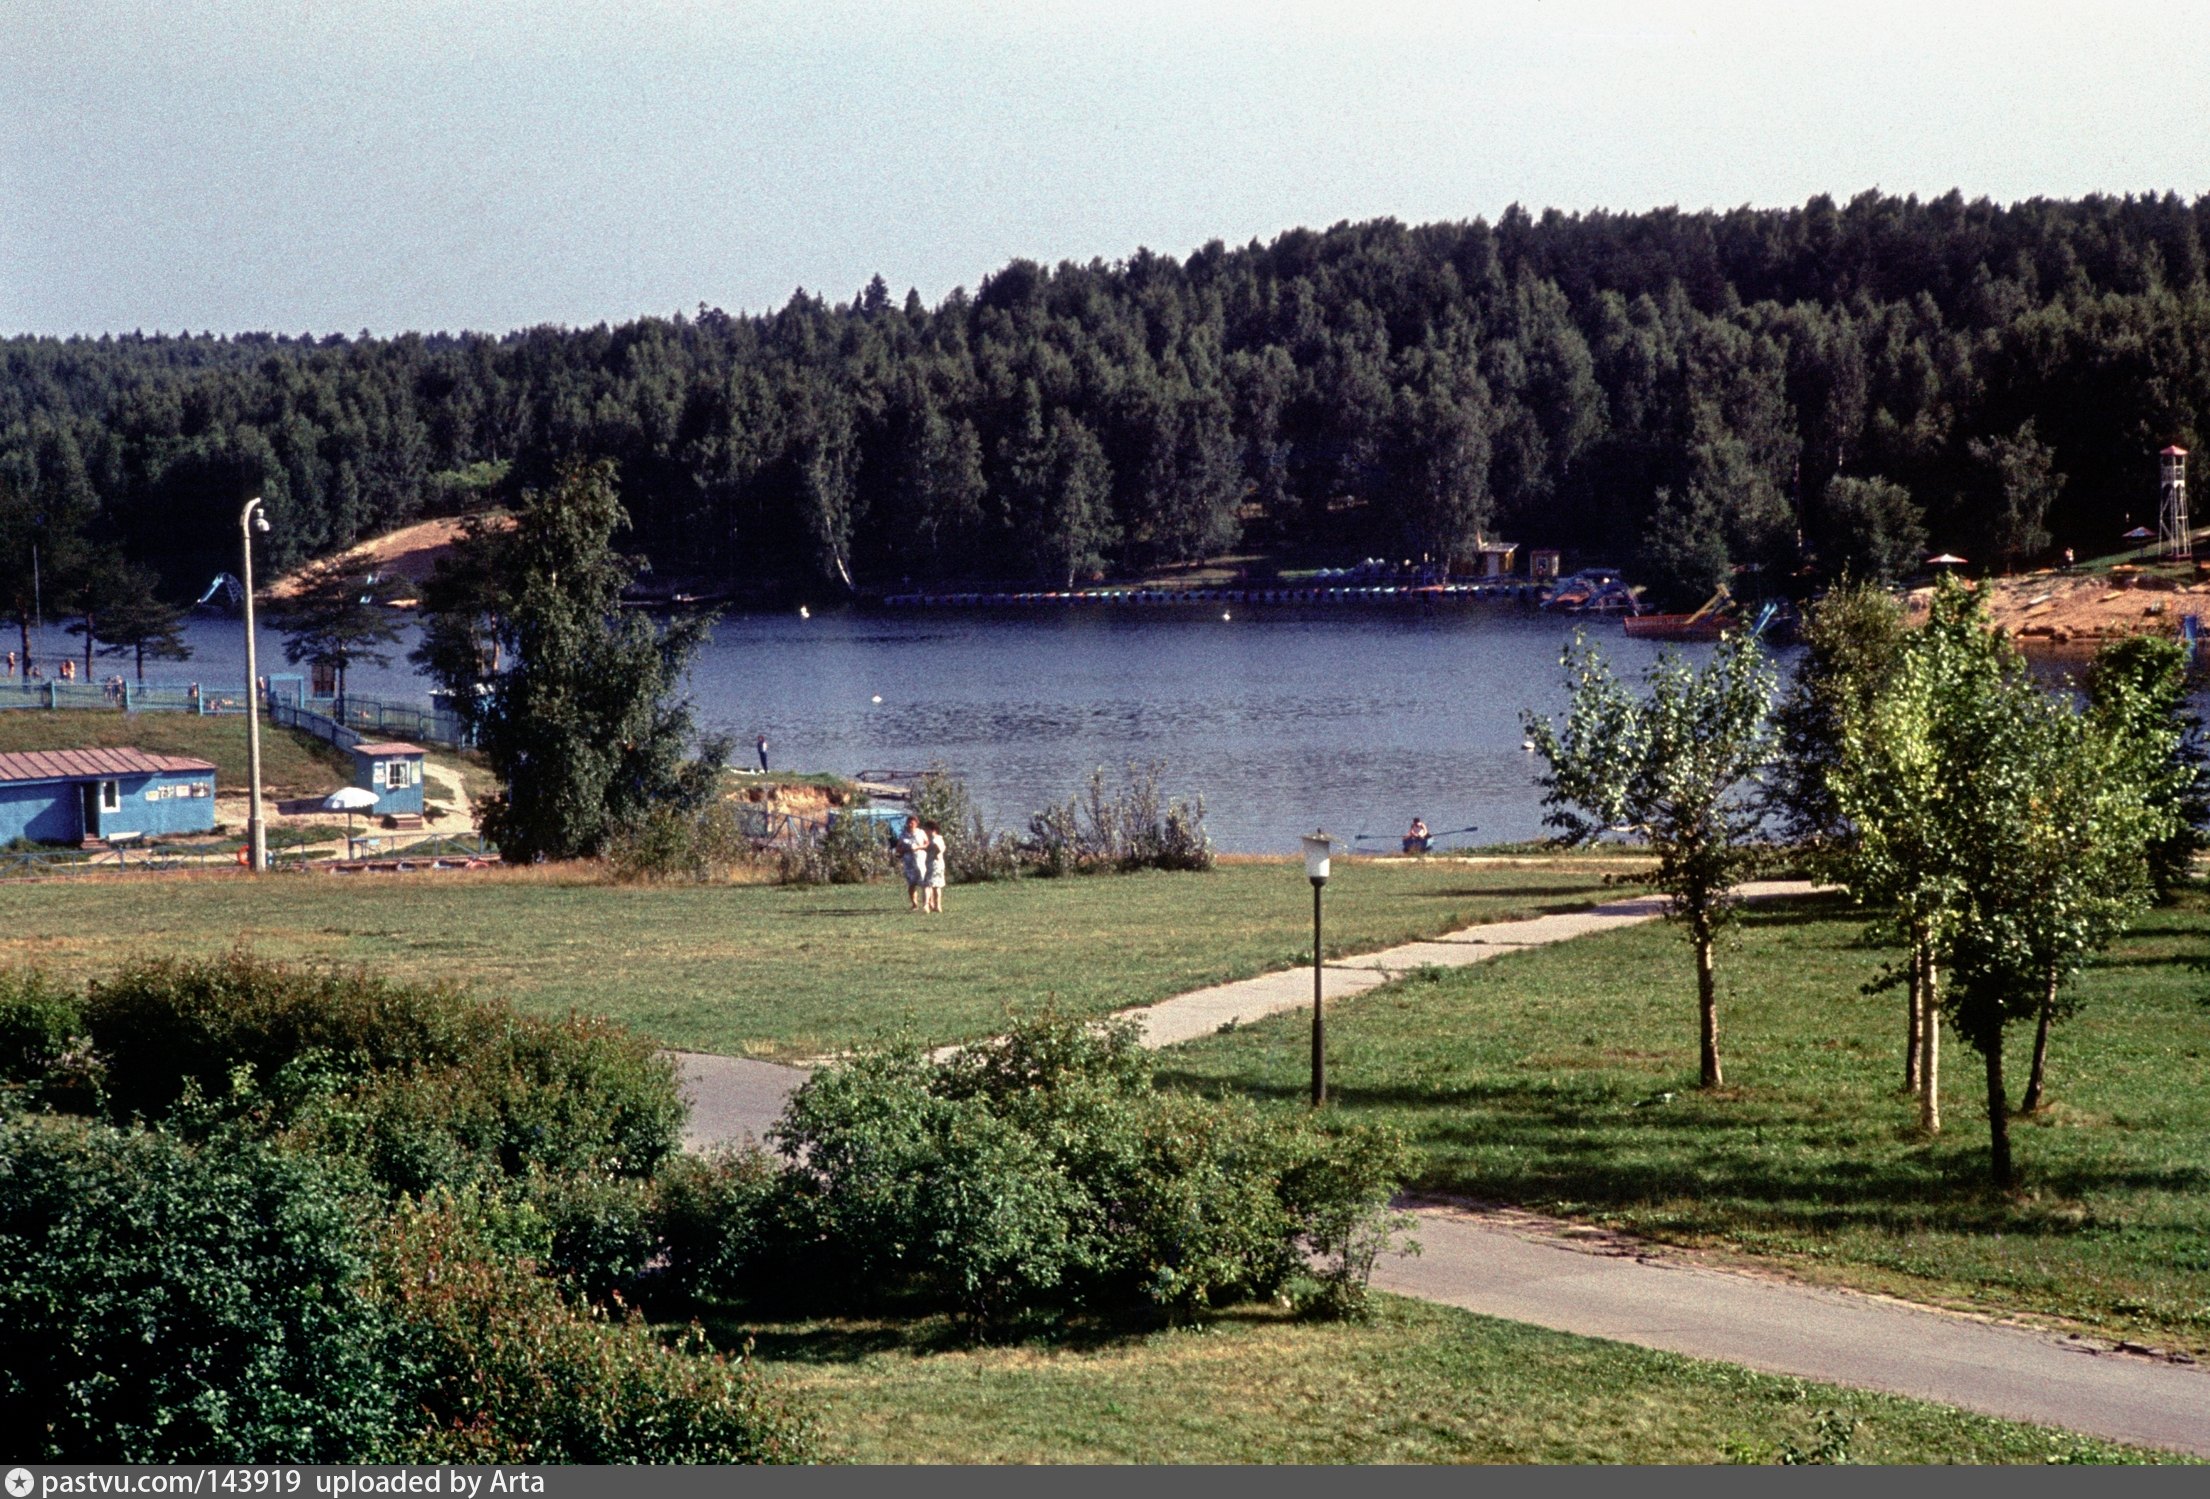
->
[9,190,2210,606]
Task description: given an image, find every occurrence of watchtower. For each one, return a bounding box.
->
[2160,445,2191,560]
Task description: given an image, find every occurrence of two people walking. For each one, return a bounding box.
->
[898,815,947,913]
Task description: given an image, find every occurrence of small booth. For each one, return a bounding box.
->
[0,748,216,845]
[348,741,427,818]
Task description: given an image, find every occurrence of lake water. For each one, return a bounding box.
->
[45,602,1721,854]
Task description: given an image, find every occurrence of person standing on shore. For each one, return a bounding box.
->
[755,734,769,772]
[923,819,947,914]
[898,815,928,912]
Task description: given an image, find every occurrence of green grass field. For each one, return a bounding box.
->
[0,709,351,798]
[0,856,1637,1058]
[1159,890,2210,1354]
[739,1297,2177,1464]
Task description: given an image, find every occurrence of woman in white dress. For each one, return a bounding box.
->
[923,820,948,913]
[897,816,928,912]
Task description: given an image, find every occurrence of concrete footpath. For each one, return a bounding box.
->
[671,883,2210,1458]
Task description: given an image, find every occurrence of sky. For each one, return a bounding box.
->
[5,1,2209,337]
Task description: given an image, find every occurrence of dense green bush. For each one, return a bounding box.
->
[0,1117,402,1462]
[374,1196,818,1463]
[749,1014,1410,1331]
[0,973,100,1113]
[76,954,684,1193]
[523,1169,661,1304]
[652,1148,798,1306]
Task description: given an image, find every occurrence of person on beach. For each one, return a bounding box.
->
[756,734,769,772]
[898,815,929,911]
[922,819,947,913]
[1403,817,1430,854]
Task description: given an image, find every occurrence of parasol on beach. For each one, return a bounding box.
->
[323,785,378,857]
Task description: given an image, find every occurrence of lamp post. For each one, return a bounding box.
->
[240,497,271,873]
[1301,830,1337,1108]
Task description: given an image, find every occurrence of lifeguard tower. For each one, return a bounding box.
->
[2160,446,2192,561]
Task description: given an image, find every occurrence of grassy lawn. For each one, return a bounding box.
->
[1158,891,2210,1354]
[737,1297,2176,1464]
[0,855,1638,1058]
[0,709,350,798]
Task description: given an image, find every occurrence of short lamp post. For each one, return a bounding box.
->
[1301,829,1338,1108]
[240,497,272,873]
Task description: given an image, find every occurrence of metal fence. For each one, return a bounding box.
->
[0,679,250,714]
[0,674,472,749]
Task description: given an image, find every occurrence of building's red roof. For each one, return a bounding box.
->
[0,748,216,785]
[350,741,426,757]
[2163,444,2190,455]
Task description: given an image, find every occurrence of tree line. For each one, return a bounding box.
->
[9,191,2210,607]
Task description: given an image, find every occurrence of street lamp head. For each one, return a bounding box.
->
[254,513,271,533]
[1301,830,1336,884]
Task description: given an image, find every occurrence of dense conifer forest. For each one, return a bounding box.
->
[7,190,2210,605]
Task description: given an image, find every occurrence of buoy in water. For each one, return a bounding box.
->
[870,694,882,704]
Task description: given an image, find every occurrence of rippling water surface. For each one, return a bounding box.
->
[112,605,1730,853]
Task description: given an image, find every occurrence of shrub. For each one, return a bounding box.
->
[909,765,1026,883]
[0,972,99,1113]
[81,954,498,1123]
[606,800,752,883]
[776,806,898,885]
[652,1148,792,1306]
[0,1117,402,1462]
[1025,761,1215,874]
[75,954,684,1194]
[374,1196,818,1463]
[740,1014,1408,1332]
[301,1010,684,1194]
[524,1169,660,1305]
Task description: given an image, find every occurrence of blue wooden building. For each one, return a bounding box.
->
[349,741,427,817]
[0,748,217,845]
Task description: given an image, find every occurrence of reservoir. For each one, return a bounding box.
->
[72,603,1722,854]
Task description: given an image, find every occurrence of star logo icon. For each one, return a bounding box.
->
[6,1468,33,1498]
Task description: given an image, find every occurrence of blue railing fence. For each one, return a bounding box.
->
[0,674,471,749]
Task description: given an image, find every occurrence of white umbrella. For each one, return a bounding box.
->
[324,785,378,857]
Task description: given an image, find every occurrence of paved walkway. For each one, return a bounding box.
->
[670,882,2210,1458]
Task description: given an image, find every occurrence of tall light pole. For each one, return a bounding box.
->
[241,497,271,873]
[1301,830,1338,1108]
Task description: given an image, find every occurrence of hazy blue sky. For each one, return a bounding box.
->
[6,1,2207,336]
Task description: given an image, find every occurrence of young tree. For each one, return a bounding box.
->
[1523,629,1776,1087]
[1941,683,2167,1184]
[1769,582,1909,849]
[265,557,403,707]
[425,459,722,863]
[1826,580,2014,1131]
[2084,634,2208,902]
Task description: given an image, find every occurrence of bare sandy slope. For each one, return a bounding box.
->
[268,514,512,600]
[1909,567,2207,651]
